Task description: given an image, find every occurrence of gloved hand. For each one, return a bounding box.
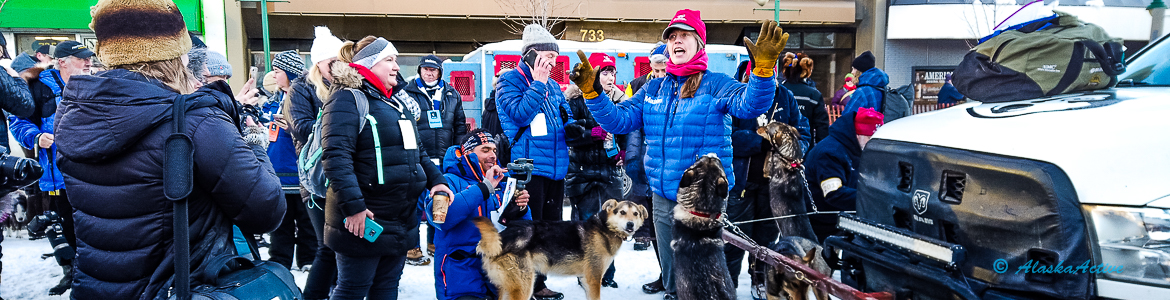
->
[590,126,608,141]
[570,50,600,99]
[743,20,789,78]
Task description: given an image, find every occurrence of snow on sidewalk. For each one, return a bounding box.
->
[3,226,755,300]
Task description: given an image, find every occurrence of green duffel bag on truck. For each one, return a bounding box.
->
[953,11,1126,103]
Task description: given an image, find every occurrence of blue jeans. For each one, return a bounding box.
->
[331,251,407,300]
[652,193,677,294]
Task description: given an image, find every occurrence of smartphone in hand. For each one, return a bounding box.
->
[344,217,384,242]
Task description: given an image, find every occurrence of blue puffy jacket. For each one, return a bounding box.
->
[261,93,300,186]
[10,69,66,192]
[420,146,531,300]
[843,68,889,115]
[585,70,776,201]
[495,63,572,180]
[729,88,811,197]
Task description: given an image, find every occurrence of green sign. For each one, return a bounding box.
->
[0,0,203,33]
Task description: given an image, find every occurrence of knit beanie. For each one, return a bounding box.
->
[588,52,616,72]
[272,50,305,82]
[310,26,344,64]
[852,51,876,73]
[461,129,498,153]
[11,53,36,73]
[521,24,559,53]
[206,51,232,77]
[854,107,885,136]
[90,0,193,66]
[352,38,399,69]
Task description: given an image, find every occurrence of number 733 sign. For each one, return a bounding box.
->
[580,30,606,42]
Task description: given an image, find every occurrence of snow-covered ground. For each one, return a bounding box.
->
[1,208,758,300]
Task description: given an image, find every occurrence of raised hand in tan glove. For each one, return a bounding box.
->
[570,50,601,99]
[743,20,790,78]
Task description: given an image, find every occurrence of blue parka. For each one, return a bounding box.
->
[805,111,863,240]
[729,88,812,197]
[585,70,777,201]
[261,92,300,186]
[420,146,531,300]
[495,63,572,180]
[843,68,890,115]
[11,68,66,191]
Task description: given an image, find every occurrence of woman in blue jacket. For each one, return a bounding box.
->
[572,9,791,298]
[420,130,531,300]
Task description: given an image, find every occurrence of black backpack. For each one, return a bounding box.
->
[858,84,912,122]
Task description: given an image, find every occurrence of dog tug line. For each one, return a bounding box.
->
[721,219,892,300]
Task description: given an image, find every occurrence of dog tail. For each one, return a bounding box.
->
[473,217,503,258]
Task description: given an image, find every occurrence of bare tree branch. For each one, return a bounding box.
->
[495,0,577,38]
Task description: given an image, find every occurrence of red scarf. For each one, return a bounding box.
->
[350,63,393,99]
[666,49,709,77]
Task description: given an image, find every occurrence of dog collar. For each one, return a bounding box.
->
[689,210,721,220]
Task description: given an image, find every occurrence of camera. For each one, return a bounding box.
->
[0,145,41,196]
[28,211,75,265]
[506,158,535,191]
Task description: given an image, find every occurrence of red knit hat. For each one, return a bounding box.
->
[588,52,616,72]
[855,107,885,136]
[661,9,707,44]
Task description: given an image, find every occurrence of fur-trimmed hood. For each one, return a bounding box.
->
[329,60,363,89]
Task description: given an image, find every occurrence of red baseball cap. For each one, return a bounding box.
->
[854,107,885,136]
[588,52,616,71]
[661,9,707,44]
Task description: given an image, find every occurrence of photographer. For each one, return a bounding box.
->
[54,1,285,298]
[420,130,530,300]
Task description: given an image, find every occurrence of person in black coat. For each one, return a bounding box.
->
[288,27,344,299]
[805,108,884,242]
[725,60,813,294]
[54,9,286,296]
[0,65,35,154]
[321,36,453,299]
[782,54,830,146]
[404,55,468,162]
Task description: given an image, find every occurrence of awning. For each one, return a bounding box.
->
[0,0,203,33]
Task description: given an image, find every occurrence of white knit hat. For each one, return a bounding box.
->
[310,26,344,64]
[521,24,559,53]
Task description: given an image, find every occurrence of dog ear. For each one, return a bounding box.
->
[679,170,696,188]
[601,199,618,214]
[717,177,729,200]
[638,204,648,220]
[803,247,819,264]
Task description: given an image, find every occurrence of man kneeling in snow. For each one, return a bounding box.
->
[420,129,531,300]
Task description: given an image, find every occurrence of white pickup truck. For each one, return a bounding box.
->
[825,35,1170,300]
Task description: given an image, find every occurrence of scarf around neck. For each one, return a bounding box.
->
[666,48,709,77]
[351,63,393,99]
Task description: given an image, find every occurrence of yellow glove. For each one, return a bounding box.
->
[743,20,789,78]
[571,50,599,99]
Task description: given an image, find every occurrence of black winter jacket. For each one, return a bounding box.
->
[288,74,327,153]
[321,64,446,257]
[0,74,35,153]
[785,81,830,145]
[55,71,285,300]
[564,89,622,199]
[402,78,467,160]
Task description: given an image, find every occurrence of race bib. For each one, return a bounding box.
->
[400,120,418,150]
[530,113,548,137]
[427,110,443,128]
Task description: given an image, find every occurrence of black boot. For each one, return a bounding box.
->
[48,264,73,295]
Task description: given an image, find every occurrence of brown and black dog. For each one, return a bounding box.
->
[758,121,831,300]
[474,200,647,300]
